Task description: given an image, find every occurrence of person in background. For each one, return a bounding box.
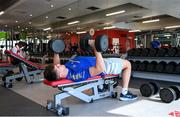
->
[11,41,26,57]
[9,41,27,64]
[136,41,143,48]
[151,36,161,48]
[71,43,78,53]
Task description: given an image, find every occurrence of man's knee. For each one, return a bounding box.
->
[123,60,131,69]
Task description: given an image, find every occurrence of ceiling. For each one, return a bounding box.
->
[0,0,180,32]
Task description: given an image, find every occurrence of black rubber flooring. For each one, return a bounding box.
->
[0,86,56,116]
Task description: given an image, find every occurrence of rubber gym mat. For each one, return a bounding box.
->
[0,86,56,116]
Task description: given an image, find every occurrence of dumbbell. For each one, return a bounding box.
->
[80,34,108,52]
[140,82,160,97]
[159,85,180,103]
[48,39,65,53]
[164,62,177,74]
[146,61,158,72]
[155,61,166,73]
[137,61,149,71]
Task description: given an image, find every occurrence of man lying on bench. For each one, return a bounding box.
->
[44,40,137,101]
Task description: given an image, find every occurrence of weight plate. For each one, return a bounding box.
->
[169,85,180,100]
[80,34,92,50]
[175,63,180,74]
[51,39,65,53]
[140,83,154,97]
[167,48,177,57]
[48,39,54,52]
[141,48,150,56]
[160,88,176,103]
[146,61,157,72]
[155,61,166,73]
[149,82,160,95]
[95,35,108,52]
[165,62,176,74]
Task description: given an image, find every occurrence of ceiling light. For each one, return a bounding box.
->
[76,31,87,34]
[30,14,32,17]
[142,15,156,18]
[25,27,28,30]
[68,21,80,25]
[142,19,160,23]
[29,22,32,24]
[103,26,116,29]
[0,11,4,15]
[43,27,51,31]
[106,10,125,17]
[15,20,18,23]
[68,8,71,11]
[5,25,8,27]
[45,16,48,19]
[77,27,81,30]
[165,25,180,29]
[18,26,20,28]
[50,4,54,8]
[129,30,141,32]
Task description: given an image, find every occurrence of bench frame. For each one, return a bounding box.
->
[45,75,119,115]
[3,50,44,88]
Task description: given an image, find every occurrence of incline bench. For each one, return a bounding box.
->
[44,74,120,116]
[2,50,45,88]
[0,62,16,74]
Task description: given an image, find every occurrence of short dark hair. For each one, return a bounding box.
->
[18,41,27,48]
[44,64,58,81]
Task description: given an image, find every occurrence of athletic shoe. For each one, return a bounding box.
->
[119,91,138,101]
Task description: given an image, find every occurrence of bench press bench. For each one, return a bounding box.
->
[44,74,120,116]
[2,50,45,88]
[0,63,16,74]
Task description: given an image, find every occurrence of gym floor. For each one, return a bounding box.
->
[0,77,179,117]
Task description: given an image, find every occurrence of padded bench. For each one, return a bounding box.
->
[0,63,16,74]
[44,74,120,116]
[3,50,45,88]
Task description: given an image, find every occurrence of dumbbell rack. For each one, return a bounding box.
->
[128,56,180,83]
[128,56,180,63]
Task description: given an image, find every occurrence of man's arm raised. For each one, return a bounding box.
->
[89,40,105,76]
[53,54,61,65]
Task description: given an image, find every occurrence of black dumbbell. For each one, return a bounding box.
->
[131,60,141,71]
[155,61,166,73]
[80,34,108,52]
[146,61,158,72]
[137,61,149,71]
[166,47,177,57]
[159,85,180,103]
[164,62,177,74]
[48,39,65,53]
[140,82,160,97]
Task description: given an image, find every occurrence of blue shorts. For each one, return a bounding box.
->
[103,58,123,74]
